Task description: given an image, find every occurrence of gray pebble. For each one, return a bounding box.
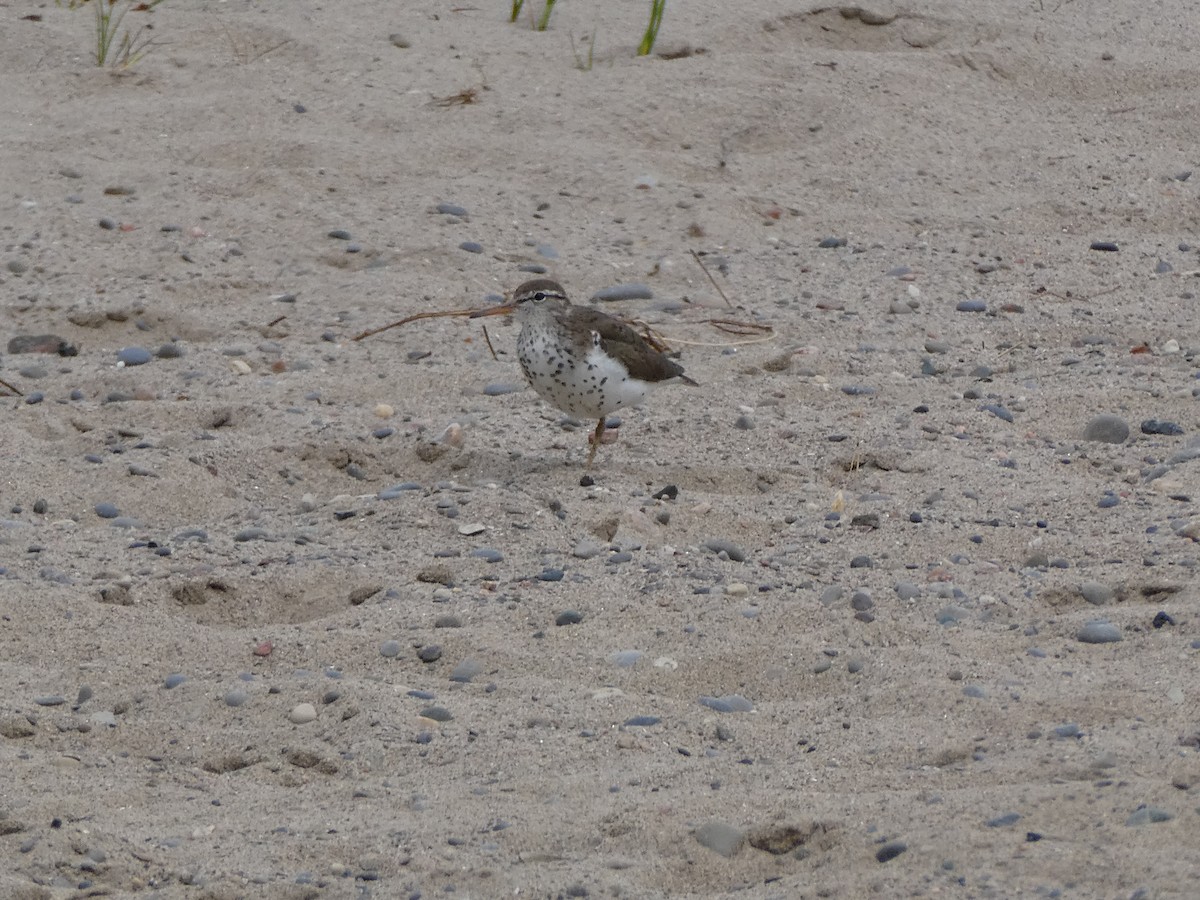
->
[895,582,921,600]
[328,229,352,240]
[94,502,120,519]
[163,673,186,689]
[698,694,754,713]
[876,841,907,863]
[436,203,467,216]
[956,299,987,313]
[981,403,1014,423]
[572,540,602,560]
[449,658,483,683]
[1077,621,1122,644]
[7,259,28,275]
[817,237,846,249]
[459,241,484,254]
[555,610,584,626]
[33,695,66,707]
[233,527,269,542]
[417,645,442,663]
[591,283,653,302]
[986,812,1021,827]
[1079,581,1114,605]
[819,585,844,607]
[469,547,504,563]
[483,382,524,396]
[1154,259,1173,274]
[379,482,422,499]
[434,614,462,628]
[624,715,660,727]
[694,822,745,858]
[98,217,117,230]
[223,690,249,707]
[1083,414,1129,443]
[419,706,453,722]
[609,650,643,668]
[379,640,402,658]
[1125,806,1173,826]
[936,605,970,625]
[702,538,745,562]
[1141,419,1183,436]
[117,346,153,366]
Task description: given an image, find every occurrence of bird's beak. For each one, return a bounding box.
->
[469,303,518,319]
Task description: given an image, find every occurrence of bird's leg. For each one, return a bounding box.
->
[586,417,605,468]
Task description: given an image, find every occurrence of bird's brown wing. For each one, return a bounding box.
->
[564,307,696,385]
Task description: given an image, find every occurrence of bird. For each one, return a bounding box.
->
[470,279,698,467]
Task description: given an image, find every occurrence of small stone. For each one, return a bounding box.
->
[417,645,442,663]
[555,610,584,626]
[1125,806,1173,826]
[33,696,66,707]
[876,841,907,863]
[698,694,754,713]
[1077,621,1122,644]
[1082,414,1129,444]
[591,284,653,302]
[1079,581,1114,605]
[163,673,186,690]
[981,404,1014,423]
[702,538,746,562]
[419,706,453,722]
[328,229,352,240]
[117,347,152,366]
[1089,240,1120,252]
[253,641,273,657]
[694,822,745,858]
[1141,419,1183,436]
[459,241,484,254]
[572,540,602,560]
[435,202,466,216]
[94,502,120,519]
[469,547,503,563]
[289,703,318,724]
[380,640,402,658]
[223,690,248,708]
[956,299,987,313]
[449,658,483,682]
[817,237,846,249]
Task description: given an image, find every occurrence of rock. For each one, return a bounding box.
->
[694,822,745,858]
[1077,621,1122,644]
[1079,581,1114,605]
[1083,414,1129,443]
[289,703,318,724]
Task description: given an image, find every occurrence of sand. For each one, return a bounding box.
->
[2,1,1198,897]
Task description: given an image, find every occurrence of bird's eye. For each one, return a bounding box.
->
[532,292,546,302]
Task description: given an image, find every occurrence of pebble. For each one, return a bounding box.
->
[1154,259,1173,274]
[379,482,422,500]
[1079,581,1114,605]
[433,615,462,628]
[572,540,602,560]
[817,237,846,248]
[469,547,504,563]
[419,706,453,722]
[876,841,907,863]
[223,690,248,707]
[459,241,484,254]
[1089,240,1120,252]
[702,538,746,562]
[233,527,268,542]
[379,640,402,658]
[1082,414,1129,443]
[1141,419,1183,436]
[33,695,66,707]
[981,403,1014,423]
[483,382,524,396]
[417,645,442,663]
[328,229,352,240]
[289,703,318,724]
[436,203,467,216]
[94,502,120,519]
[555,610,584,626]
[694,822,745,858]
[591,284,653,302]
[1077,621,1122,644]
[117,347,152,366]
[1126,806,1173,826]
[609,650,643,668]
[163,673,186,689]
[956,299,987,313]
[698,694,754,713]
[895,582,921,601]
[449,658,483,682]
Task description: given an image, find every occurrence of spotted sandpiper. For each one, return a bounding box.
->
[470,279,698,467]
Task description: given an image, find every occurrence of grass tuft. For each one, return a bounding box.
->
[58,0,167,68]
